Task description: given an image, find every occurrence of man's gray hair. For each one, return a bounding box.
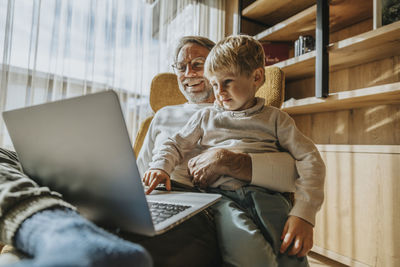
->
[174,36,216,61]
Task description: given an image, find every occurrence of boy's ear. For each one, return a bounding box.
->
[253,67,265,85]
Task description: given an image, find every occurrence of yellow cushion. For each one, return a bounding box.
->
[256,66,285,109]
[150,73,187,113]
[133,116,153,157]
[133,73,187,157]
[0,245,14,254]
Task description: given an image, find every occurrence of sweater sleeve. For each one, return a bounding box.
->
[0,148,76,245]
[149,110,205,175]
[249,152,297,192]
[275,111,325,226]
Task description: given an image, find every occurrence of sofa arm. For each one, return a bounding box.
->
[0,245,23,265]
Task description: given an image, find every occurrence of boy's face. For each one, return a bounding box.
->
[208,69,262,111]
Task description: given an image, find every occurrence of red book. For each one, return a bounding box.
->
[261,42,290,66]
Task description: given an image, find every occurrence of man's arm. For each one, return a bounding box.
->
[187,149,297,192]
[0,148,75,245]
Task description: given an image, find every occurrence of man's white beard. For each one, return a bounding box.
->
[179,84,213,104]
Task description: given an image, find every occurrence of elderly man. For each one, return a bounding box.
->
[0,36,302,267]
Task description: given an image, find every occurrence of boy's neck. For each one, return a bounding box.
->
[224,97,258,112]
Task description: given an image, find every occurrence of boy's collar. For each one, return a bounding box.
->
[214,97,265,117]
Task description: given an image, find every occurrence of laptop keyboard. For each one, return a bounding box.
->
[148,202,191,225]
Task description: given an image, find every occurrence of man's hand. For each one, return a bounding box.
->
[187,148,252,188]
[142,169,171,194]
[280,216,313,257]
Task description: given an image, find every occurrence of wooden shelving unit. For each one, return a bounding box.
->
[282,82,400,115]
[239,1,400,265]
[248,0,371,42]
[242,0,314,26]
[274,20,400,80]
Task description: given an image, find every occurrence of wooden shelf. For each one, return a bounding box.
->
[275,20,400,80]
[254,0,371,42]
[255,5,316,42]
[281,82,400,115]
[315,145,400,154]
[242,0,315,26]
[275,50,315,80]
[329,20,400,71]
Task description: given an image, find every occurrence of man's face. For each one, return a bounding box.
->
[174,43,214,104]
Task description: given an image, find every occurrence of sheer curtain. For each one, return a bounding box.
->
[153,0,225,73]
[0,0,225,149]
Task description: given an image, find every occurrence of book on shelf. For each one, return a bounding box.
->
[294,35,315,57]
[382,0,400,25]
[261,42,290,66]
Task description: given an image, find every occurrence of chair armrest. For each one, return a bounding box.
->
[133,116,154,157]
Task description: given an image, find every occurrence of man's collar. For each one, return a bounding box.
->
[183,102,213,108]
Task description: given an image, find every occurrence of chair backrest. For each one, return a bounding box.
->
[133,73,187,156]
[149,72,187,112]
[133,66,285,156]
[256,66,285,109]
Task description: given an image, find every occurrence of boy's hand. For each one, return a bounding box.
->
[279,216,313,257]
[142,169,171,194]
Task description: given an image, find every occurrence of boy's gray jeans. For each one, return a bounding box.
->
[209,185,309,267]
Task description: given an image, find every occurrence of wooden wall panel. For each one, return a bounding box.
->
[285,76,315,100]
[285,55,400,99]
[330,18,372,43]
[347,58,399,90]
[349,105,400,145]
[292,104,400,145]
[314,151,400,266]
[329,68,350,93]
[396,56,400,81]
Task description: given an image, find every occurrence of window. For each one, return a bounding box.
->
[0,0,225,148]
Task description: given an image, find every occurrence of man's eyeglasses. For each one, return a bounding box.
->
[172,57,206,74]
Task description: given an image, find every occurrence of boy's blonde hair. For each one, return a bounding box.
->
[204,35,265,78]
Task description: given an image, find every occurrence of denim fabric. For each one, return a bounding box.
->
[121,181,222,267]
[10,208,152,267]
[209,186,309,267]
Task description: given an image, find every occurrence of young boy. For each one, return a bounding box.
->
[143,35,325,266]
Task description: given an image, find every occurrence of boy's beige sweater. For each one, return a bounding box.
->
[150,98,325,226]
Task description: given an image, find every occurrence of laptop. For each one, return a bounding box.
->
[2,90,221,236]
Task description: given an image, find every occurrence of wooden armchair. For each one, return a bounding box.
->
[133,66,285,156]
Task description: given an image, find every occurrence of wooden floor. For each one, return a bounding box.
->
[0,245,349,267]
[308,252,347,267]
